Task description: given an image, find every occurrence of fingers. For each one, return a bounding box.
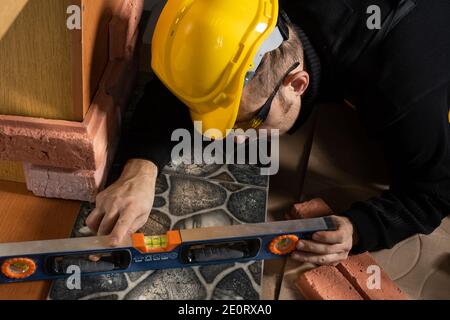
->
[312,216,353,245]
[292,216,354,266]
[86,192,115,234]
[89,255,101,262]
[312,230,346,244]
[128,216,149,235]
[85,170,157,248]
[109,207,147,246]
[85,208,105,233]
[291,251,348,266]
[97,209,120,236]
[296,239,346,255]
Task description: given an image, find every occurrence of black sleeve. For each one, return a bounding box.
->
[342,83,450,253]
[124,78,193,173]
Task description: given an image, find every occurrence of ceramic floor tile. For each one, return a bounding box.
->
[48,168,268,300]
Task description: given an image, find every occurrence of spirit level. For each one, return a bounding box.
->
[0,217,335,283]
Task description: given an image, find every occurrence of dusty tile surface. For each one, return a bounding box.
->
[49,164,267,300]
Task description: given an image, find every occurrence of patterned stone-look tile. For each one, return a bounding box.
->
[49,164,268,300]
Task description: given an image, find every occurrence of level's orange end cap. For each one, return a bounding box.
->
[269,234,299,255]
[1,258,37,279]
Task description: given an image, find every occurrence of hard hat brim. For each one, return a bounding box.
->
[189,87,243,140]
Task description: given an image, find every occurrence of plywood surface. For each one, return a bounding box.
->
[0,181,81,300]
[0,0,129,121]
[0,0,78,120]
[0,161,25,183]
[0,0,29,41]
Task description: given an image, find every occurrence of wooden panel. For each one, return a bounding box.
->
[0,181,80,300]
[0,0,78,121]
[0,0,125,121]
[0,161,25,183]
[0,0,28,41]
[0,0,124,183]
[81,0,123,117]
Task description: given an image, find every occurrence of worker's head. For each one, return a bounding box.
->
[152,0,308,138]
[235,23,309,135]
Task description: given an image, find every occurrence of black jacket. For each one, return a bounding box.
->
[126,0,450,253]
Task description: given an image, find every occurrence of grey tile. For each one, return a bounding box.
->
[127,271,153,283]
[138,210,171,235]
[49,274,128,300]
[71,203,95,238]
[173,209,236,230]
[212,269,259,300]
[199,264,235,284]
[209,172,235,182]
[168,176,227,216]
[164,163,223,178]
[49,169,267,300]
[227,189,267,223]
[219,182,245,192]
[153,196,166,208]
[248,262,263,286]
[228,165,269,187]
[155,174,169,195]
[164,163,269,189]
[124,269,207,300]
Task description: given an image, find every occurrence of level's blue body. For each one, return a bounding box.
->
[0,217,335,283]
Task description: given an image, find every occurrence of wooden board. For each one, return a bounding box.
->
[0,0,124,183]
[0,161,25,183]
[0,0,77,121]
[0,0,124,123]
[0,0,29,41]
[0,181,81,300]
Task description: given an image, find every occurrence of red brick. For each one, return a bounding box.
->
[0,116,95,170]
[291,198,334,219]
[109,0,144,61]
[101,56,136,104]
[296,266,363,300]
[23,164,104,202]
[337,253,409,300]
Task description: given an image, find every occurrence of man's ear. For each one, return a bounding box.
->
[284,70,310,97]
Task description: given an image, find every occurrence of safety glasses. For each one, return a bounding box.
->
[245,62,300,129]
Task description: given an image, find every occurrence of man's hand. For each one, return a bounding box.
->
[86,159,158,246]
[291,215,355,266]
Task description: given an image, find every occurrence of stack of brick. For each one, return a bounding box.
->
[0,0,144,202]
[292,198,409,300]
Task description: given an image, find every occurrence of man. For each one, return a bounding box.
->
[86,0,450,266]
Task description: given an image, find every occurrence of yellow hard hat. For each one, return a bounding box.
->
[152,0,285,139]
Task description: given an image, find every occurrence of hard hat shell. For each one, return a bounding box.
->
[152,0,280,138]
